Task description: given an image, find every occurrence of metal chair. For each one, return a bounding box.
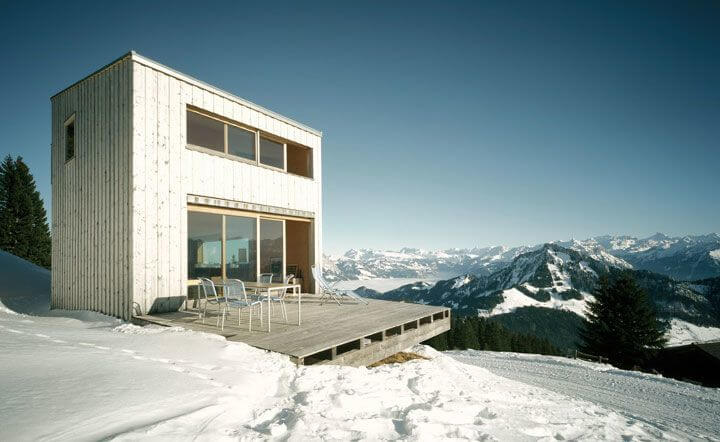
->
[311,266,368,305]
[259,273,274,284]
[198,278,227,328]
[225,279,264,331]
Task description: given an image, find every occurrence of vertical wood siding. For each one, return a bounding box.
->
[131,59,323,314]
[52,53,322,318]
[51,58,133,320]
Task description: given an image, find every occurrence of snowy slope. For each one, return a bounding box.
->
[0,251,711,440]
[450,350,720,439]
[666,319,720,346]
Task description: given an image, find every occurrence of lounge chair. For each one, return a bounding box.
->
[311,266,368,305]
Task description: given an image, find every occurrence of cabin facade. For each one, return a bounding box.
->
[51,52,322,320]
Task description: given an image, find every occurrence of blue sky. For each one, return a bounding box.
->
[1,1,718,254]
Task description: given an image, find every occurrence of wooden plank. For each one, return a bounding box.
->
[145,67,159,313]
[157,72,170,306]
[168,76,182,304]
[132,61,147,314]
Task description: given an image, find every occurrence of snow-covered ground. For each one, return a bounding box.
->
[666,319,720,346]
[2,252,719,440]
[449,351,720,440]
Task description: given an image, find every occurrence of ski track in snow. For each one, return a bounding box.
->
[449,350,720,440]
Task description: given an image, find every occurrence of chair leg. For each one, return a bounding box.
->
[248,307,252,332]
[281,300,288,324]
[259,303,263,326]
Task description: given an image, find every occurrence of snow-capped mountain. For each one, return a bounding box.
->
[364,243,720,350]
[323,245,535,281]
[587,233,720,280]
[324,233,720,282]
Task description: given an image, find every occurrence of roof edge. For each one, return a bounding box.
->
[51,50,322,137]
[50,51,133,100]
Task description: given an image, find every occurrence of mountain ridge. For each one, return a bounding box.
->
[325,233,720,282]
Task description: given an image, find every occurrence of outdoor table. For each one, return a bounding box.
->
[244,282,302,332]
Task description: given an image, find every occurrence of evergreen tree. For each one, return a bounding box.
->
[580,273,667,369]
[456,317,480,350]
[707,278,720,324]
[0,155,51,268]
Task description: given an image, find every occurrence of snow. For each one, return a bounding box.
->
[449,350,720,440]
[481,286,590,318]
[451,274,472,289]
[333,278,438,293]
[710,248,720,261]
[1,251,717,440]
[665,319,720,346]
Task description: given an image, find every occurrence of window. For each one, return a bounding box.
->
[187,209,292,283]
[186,107,316,177]
[187,111,224,152]
[225,215,257,281]
[228,125,255,161]
[259,136,284,169]
[65,115,75,161]
[259,219,284,282]
[287,142,313,178]
[187,212,223,279]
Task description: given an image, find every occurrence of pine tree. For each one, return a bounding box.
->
[0,155,52,268]
[580,273,667,369]
[457,317,480,350]
[707,278,720,324]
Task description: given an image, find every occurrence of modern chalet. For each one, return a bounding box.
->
[51,52,449,366]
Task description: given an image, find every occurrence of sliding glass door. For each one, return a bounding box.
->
[187,212,222,279]
[187,209,287,283]
[225,215,257,281]
[260,219,284,282]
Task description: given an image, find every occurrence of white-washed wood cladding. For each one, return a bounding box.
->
[51,58,133,320]
[52,52,323,318]
[132,56,322,314]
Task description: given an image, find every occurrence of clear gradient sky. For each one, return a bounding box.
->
[1,1,718,254]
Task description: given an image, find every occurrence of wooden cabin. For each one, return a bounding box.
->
[51,51,321,320]
[51,52,450,366]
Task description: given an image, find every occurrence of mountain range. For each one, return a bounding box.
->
[329,234,720,351]
[324,233,720,282]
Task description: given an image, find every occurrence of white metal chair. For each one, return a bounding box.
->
[225,279,264,331]
[259,273,274,284]
[311,266,368,305]
[198,278,227,328]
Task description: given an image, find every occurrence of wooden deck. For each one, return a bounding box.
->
[134,296,451,366]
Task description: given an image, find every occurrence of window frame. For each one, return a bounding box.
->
[64,113,76,163]
[186,106,314,179]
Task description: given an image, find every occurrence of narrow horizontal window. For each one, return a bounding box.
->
[65,116,75,162]
[228,125,256,161]
[259,136,284,169]
[187,111,224,152]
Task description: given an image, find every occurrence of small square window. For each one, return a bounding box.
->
[65,115,75,162]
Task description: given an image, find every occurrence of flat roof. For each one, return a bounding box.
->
[51,50,322,137]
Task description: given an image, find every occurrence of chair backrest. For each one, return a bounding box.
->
[285,273,295,284]
[259,273,274,284]
[199,278,220,303]
[226,279,250,303]
[311,266,330,291]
